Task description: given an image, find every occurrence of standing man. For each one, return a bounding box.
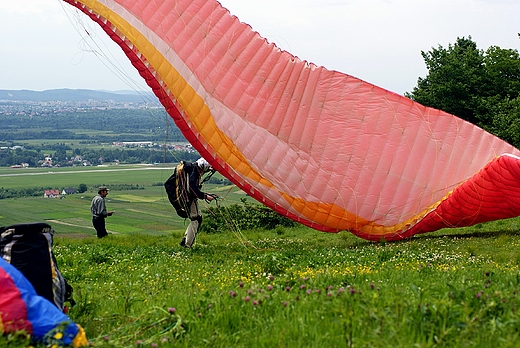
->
[90,186,114,238]
[180,158,216,248]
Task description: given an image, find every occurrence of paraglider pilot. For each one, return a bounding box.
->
[180,158,216,248]
[90,186,114,238]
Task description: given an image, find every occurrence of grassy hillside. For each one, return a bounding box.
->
[3,224,520,347]
[3,165,520,347]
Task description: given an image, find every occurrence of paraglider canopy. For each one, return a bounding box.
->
[60,0,520,241]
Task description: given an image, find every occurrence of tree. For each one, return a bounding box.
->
[78,184,88,193]
[482,97,520,147]
[405,37,486,125]
[406,37,520,147]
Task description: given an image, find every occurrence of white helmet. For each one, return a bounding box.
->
[196,158,212,172]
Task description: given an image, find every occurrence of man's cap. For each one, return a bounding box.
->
[98,186,110,193]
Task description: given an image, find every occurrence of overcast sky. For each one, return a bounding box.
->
[0,0,518,95]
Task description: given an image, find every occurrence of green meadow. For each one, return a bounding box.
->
[2,166,520,347]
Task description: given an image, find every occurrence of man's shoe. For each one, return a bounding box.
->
[180,238,186,247]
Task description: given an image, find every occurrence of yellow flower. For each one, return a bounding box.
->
[54,332,63,340]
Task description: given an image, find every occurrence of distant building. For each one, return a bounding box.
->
[44,190,60,198]
[113,141,153,148]
[10,163,29,168]
[62,188,77,195]
[41,156,53,167]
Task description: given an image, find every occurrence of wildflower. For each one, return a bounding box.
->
[269,275,274,281]
[350,288,356,294]
[239,281,243,288]
[338,287,345,294]
[252,300,258,306]
[306,289,312,295]
[54,332,63,340]
[267,285,273,291]
[168,307,176,314]
[151,343,158,348]
[229,290,237,297]
[247,289,253,294]
[283,301,287,307]
[161,338,168,343]
[243,296,250,301]
[286,286,291,292]
[136,340,143,346]
[300,284,306,289]
[370,283,375,289]
[104,336,110,342]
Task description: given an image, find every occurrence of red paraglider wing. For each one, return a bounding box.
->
[62,0,520,240]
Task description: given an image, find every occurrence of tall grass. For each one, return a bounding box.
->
[3,224,520,347]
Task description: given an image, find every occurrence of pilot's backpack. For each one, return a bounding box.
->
[164,161,193,219]
[0,222,74,311]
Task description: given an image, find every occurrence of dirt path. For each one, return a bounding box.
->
[0,166,173,178]
[46,219,120,234]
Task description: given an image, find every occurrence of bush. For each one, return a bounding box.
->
[200,199,295,233]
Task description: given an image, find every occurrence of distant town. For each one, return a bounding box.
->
[0,89,197,168]
[0,89,162,115]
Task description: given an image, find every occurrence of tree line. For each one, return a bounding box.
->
[0,108,186,142]
[0,146,200,167]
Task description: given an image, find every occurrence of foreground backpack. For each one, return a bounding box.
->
[164,161,191,219]
[0,222,74,311]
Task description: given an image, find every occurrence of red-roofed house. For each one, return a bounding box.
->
[44,190,60,198]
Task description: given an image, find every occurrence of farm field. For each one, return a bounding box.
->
[0,164,251,235]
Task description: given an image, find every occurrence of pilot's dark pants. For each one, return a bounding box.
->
[92,216,108,238]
